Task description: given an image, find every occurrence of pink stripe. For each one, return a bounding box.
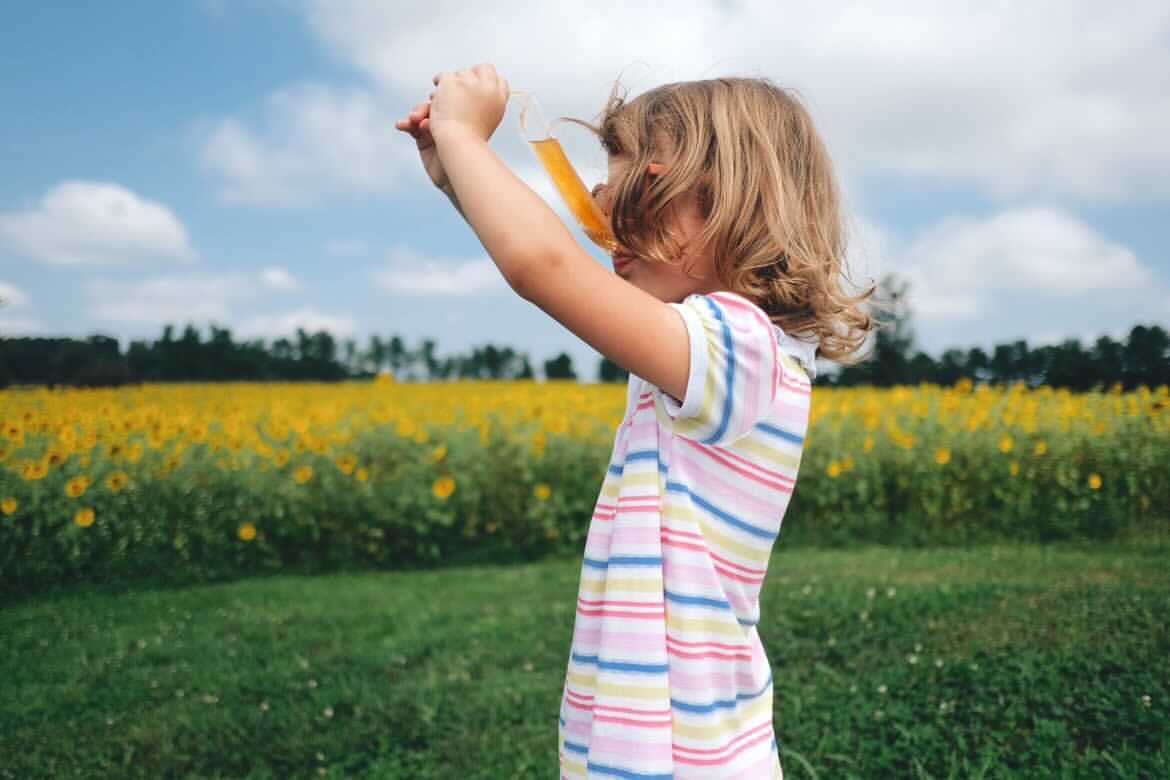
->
[579,597,665,608]
[582,734,673,762]
[660,537,765,585]
[570,628,669,655]
[711,293,779,411]
[673,448,790,515]
[674,720,772,757]
[576,608,665,619]
[678,435,794,485]
[660,528,766,577]
[674,728,774,766]
[585,525,661,549]
[660,536,763,585]
[668,636,751,652]
[665,669,763,691]
[565,691,671,718]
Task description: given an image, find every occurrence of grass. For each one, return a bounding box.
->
[2,542,1168,779]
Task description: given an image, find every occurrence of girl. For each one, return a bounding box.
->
[396,64,874,779]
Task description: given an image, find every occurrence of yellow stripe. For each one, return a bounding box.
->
[661,503,771,564]
[735,434,803,468]
[667,613,747,638]
[578,577,664,594]
[599,470,659,498]
[566,670,669,699]
[671,690,774,740]
[560,754,587,776]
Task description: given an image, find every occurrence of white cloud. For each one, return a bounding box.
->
[0,181,196,266]
[85,272,356,342]
[371,244,513,296]
[199,83,418,206]
[0,280,31,308]
[234,307,358,341]
[298,0,1170,203]
[0,281,45,336]
[866,204,1167,353]
[259,265,299,291]
[86,273,254,325]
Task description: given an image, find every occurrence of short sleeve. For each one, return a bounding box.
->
[656,291,789,446]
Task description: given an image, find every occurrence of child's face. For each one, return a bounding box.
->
[594,155,722,303]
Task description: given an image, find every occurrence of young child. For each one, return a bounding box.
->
[396,64,874,779]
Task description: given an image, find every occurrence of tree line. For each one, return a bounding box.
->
[2,274,1166,391]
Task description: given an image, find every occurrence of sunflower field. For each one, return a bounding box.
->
[2,376,1167,598]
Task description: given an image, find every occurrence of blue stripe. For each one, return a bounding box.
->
[571,652,669,673]
[670,671,773,714]
[698,295,737,446]
[587,762,673,780]
[756,420,804,445]
[607,448,659,476]
[583,555,663,569]
[665,589,731,610]
[664,479,776,540]
[564,740,589,754]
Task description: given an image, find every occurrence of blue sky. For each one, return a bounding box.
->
[2,1,1168,380]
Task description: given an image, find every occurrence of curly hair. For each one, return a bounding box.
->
[560,76,877,366]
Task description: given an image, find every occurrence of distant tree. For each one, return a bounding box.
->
[599,356,628,383]
[544,352,577,381]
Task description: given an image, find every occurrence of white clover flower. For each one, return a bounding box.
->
[886,587,896,598]
[907,654,919,665]
[866,587,876,599]
[877,684,887,694]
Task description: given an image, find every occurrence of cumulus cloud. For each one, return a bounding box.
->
[0,281,46,336]
[259,265,299,291]
[0,181,196,266]
[298,0,1170,203]
[85,272,356,343]
[867,205,1166,352]
[86,273,254,325]
[234,307,358,341]
[199,83,418,206]
[371,244,513,296]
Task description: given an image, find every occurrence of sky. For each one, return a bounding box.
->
[1,0,1168,381]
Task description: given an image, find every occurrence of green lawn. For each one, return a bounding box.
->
[3,542,1168,778]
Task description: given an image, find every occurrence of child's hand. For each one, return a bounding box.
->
[394,98,450,193]
[427,63,509,144]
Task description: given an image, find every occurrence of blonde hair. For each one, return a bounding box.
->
[563,76,877,366]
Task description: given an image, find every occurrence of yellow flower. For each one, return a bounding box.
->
[827,461,842,478]
[534,483,552,500]
[65,476,90,498]
[1034,440,1048,456]
[428,444,449,464]
[74,507,96,528]
[1,497,17,516]
[105,471,129,494]
[432,476,456,500]
[1009,461,1020,477]
[863,436,875,453]
[238,522,257,542]
[274,451,290,467]
[1088,473,1102,490]
[336,454,357,475]
[934,448,951,466]
[294,465,314,484]
[355,467,370,482]
[999,435,1014,453]
[21,460,49,481]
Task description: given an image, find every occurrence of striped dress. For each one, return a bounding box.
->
[558,290,819,779]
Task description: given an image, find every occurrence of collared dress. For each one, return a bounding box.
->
[558,290,819,779]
